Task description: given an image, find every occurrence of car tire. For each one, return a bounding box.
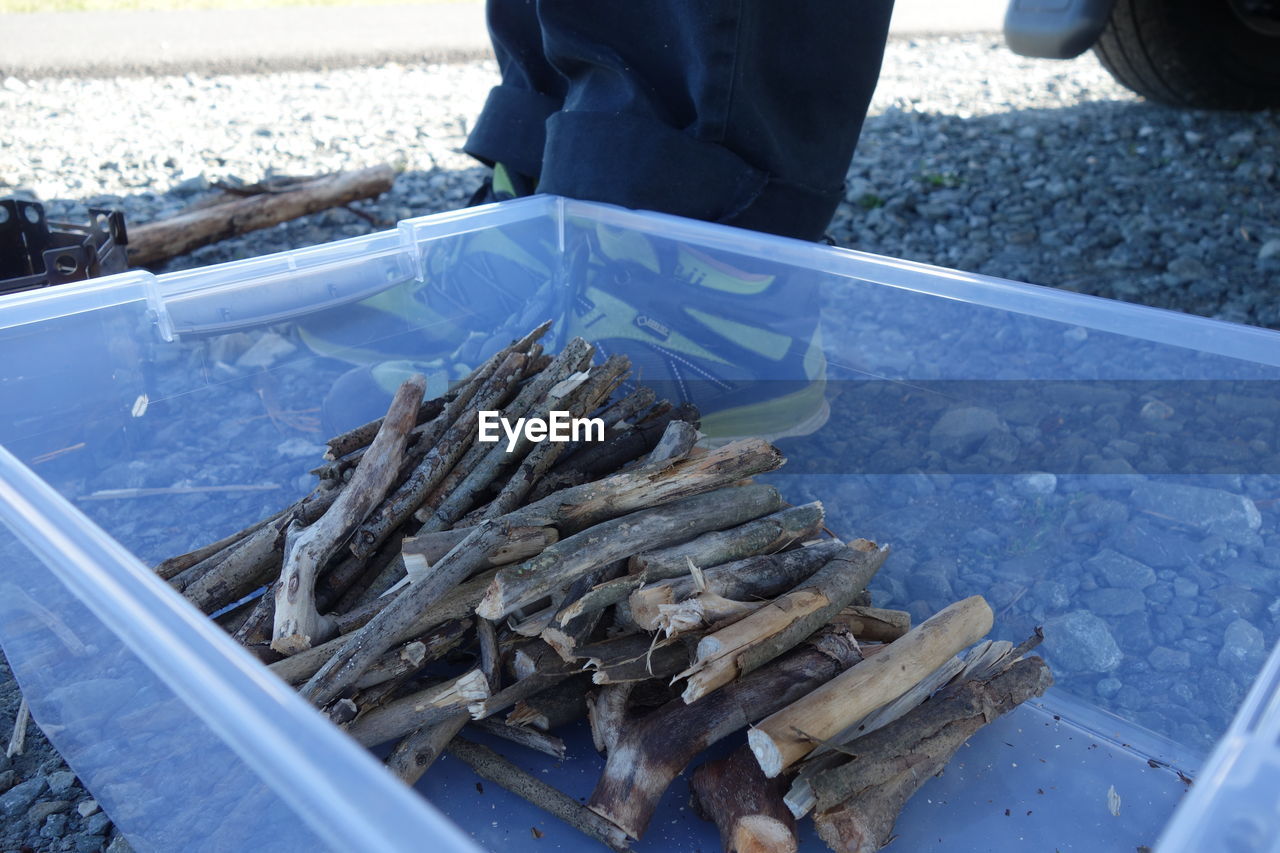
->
[1093,0,1280,110]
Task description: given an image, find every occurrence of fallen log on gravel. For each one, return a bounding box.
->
[128,165,397,266]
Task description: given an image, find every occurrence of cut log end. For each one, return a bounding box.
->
[733,815,799,853]
[748,727,786,779]
[813,807,877,853]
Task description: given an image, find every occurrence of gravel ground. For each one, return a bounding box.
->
[1,34,1279,853]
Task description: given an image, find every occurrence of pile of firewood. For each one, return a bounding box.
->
[154,322,1054,853]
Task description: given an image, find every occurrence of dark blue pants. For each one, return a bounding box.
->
[465,0,895,241]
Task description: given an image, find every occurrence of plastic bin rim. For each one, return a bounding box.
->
[1,195,1278,373]
[0,442,482,853]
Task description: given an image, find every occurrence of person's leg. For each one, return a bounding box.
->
[464,0,566,189]
[534,0,894,241]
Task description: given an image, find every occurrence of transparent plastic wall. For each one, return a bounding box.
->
[0,196,1277,851]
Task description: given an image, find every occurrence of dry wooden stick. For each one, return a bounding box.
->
[630,539,847,633]
[334,563,499,637]
[691,743,798,853]
[344,670,488,748]
[414,337,596,531]
[348,350,528,563]
[587,683,634,755]
[678,541,890,704]
[271,375,426,654]
[810,657,1053,853]
[827,607,910,643]
[495,437,785,536]
[402,525,557,572]
[545,417,706,630]
[596,386,657,430]
[525,405,696,501]
[324,391,451,462]
[6,697,29,758]
[587,630,865,839]
[477,483,784,620]
[445,737,632,853]
[556,486,823,627]
[156,507,285,581]
[748,595,994,778]
[128,164,396,265]
[629,501,826,581]
[479,353,632,519]
[540,559,627,660]
[469,643,579,721]
[471,620,500,694]
[506,677,589,730]
[783,652,964,819]
[469,719,567,760]
[387,709,471,784]
[301,619,469,691]
[580,633,695,685]
[303,521,514,706]
[181,484,339,613]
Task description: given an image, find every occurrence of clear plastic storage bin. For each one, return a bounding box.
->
[1,196,1277,852]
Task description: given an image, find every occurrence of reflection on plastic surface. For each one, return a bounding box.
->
[0,197,1278,851]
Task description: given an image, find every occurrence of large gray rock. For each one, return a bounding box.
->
[929,406,1005,455]
[1129,481,1261,545]
[1043,610,1123,673]
[0,777,47,818]
[1219,618,1266,678]
[1083,587,1148,616]
[1086,548,1156,590]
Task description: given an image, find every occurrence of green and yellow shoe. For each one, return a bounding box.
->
[560,221,829,441]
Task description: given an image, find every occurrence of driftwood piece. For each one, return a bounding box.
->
[272,375,426,654]
[415,337,596,530]
[691,744,798,853]
[302,522,513,707]
[581,633,695,685]
[630,502,826,581]
[597,386,658,430]
[678,541,890,704]
[324,392,450,463]
[387,709,471,784]
[827,607,910,643]
[7,697,29,758]
[630,539,846,634]
[445,737,632,853]
[477,617,502,692]
[749,596,994,778]
[477,483,784,620]
[587,683,634,755]
[345,670,488,748]
[800,636,1037,781]
[480,353,632,519]
[540,559,627,660]
[469,642,579,721]
[526,405,697,501]
[783,652,965,819]
[156,508,284,581]
[587,630,865,839]
[349,350,528,563]
[470,718,567,760]
[128,165,396,266]
[182,484,339,613]
[506,677,589,730]
[496,437,785,536]
[811,657,1054,853]
[402,525,557,571]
